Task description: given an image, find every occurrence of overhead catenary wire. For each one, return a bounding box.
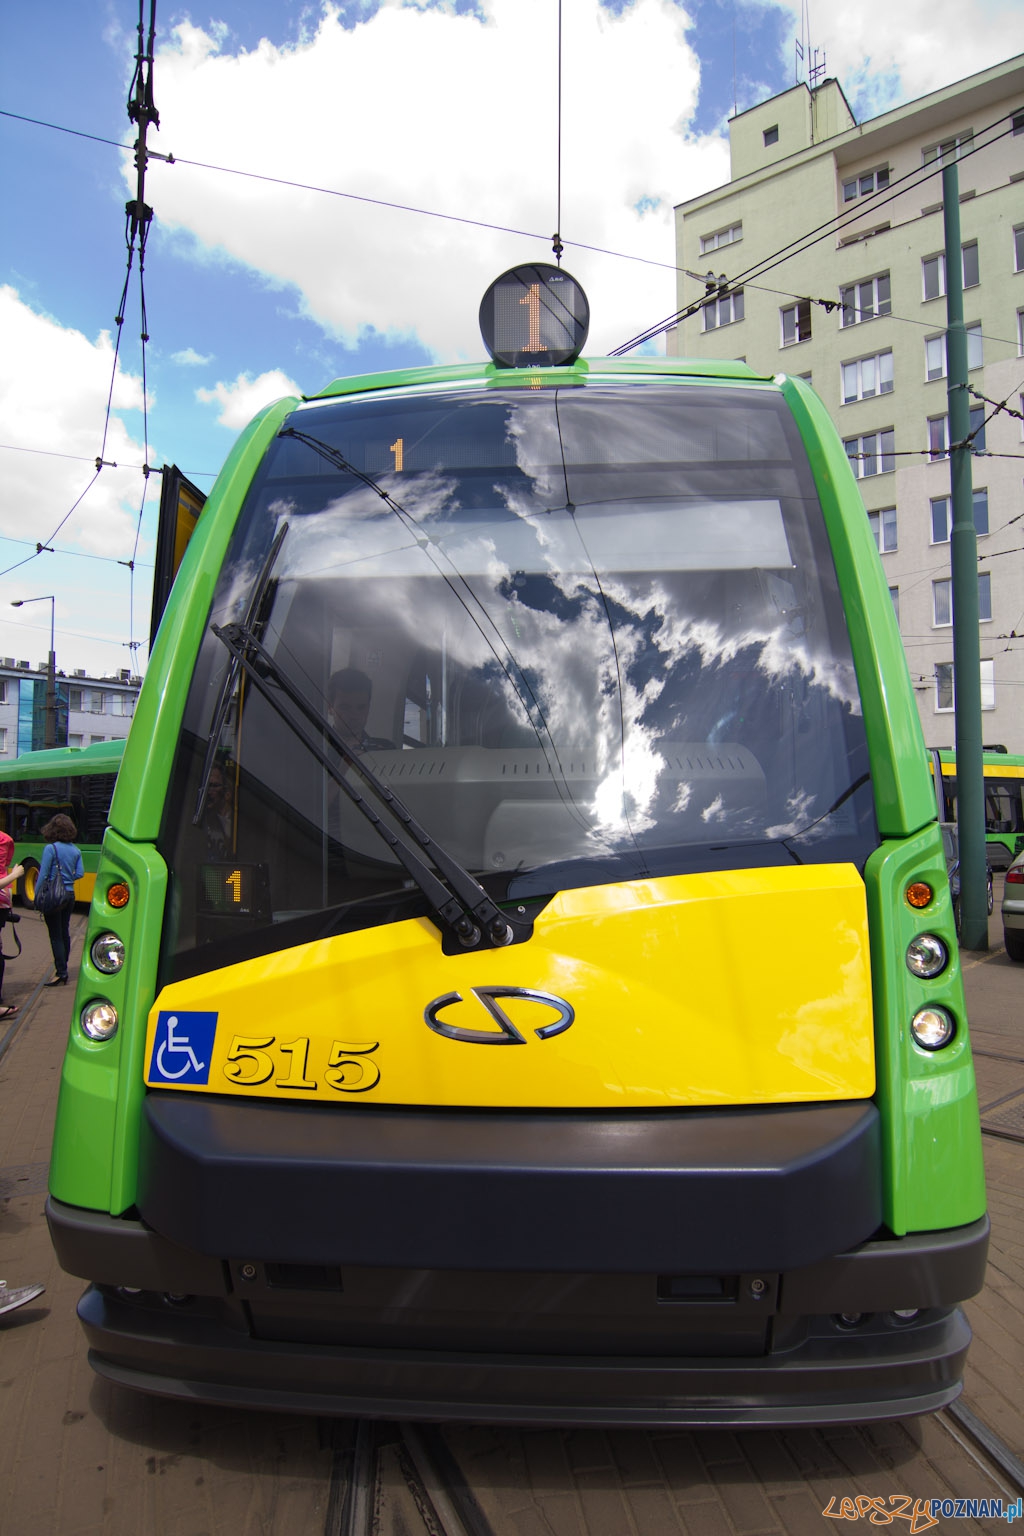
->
[0,1,162,649]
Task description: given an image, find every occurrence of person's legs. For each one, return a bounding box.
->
[44,910,67,979]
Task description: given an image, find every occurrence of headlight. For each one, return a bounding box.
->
[80,1000,119,1042]
[90,932,125,974]
[910,1006,955,1051]
[905,934,949,979]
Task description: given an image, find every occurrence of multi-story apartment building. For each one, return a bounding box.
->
[669,53,1024,750]
[0,660,140,758]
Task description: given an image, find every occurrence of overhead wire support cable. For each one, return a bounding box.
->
[552,0,563,265]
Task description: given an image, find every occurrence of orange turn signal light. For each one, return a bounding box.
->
[905,881,933,909]
[107,882,130,910]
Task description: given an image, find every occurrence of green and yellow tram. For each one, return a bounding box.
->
[932,748,1024,869]
[46,266,987,1426]
[0,738,124,905]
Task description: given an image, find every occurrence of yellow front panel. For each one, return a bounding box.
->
[144,864,874,1109]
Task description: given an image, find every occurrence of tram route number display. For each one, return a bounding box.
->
[197,862,271,920]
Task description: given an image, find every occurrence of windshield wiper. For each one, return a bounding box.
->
[193,520,289,828]
[210,619,528,953]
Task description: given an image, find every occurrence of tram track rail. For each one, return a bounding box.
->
[321,1419,496,1536]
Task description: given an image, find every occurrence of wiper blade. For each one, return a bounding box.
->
[193,521,289,828]
[211,619,528,952]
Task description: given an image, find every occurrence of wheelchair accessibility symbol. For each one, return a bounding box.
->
[149,1011,218,1086]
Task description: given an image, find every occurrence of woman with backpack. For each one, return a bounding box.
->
[37,814,83,987]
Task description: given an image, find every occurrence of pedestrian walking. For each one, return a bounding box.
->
[37,814,83,986]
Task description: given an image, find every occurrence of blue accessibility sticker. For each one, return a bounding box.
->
[149,1011,218,1086]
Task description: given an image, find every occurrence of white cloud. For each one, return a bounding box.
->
[773,0,1024,118]
[140,0,730,361]
[196,368,303,427]
[0,288,158,674]
[0,287,150,557]
[171,346,214,366]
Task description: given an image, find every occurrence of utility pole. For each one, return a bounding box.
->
[943,160,988,951]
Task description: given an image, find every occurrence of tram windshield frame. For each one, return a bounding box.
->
[158,381,878,979]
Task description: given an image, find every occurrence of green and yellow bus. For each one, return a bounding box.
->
[0,738,125,904]
[46,265,986,1427]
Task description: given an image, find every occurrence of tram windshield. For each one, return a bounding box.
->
[160,383,878,974]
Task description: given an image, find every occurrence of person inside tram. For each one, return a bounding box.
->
[327,669,395,752]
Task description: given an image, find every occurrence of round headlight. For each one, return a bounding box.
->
[80,1000,119,1042]
[910,1006,955,1051]
[905,934,949,979]
[90,932,125,974]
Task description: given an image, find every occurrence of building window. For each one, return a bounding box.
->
[0,728,6,754]
[928,406,986,460]
[780,299,812,346]
[68,734,83,749]
[1014,225,1024,273]
[763,125,779,147]
[923,254,944,301]
[868,506,898,552]
[925,324,982,379]
[930,490,989,542]
[700,223,742,255]
[844,428,894,478]
[935,660,994,712]
[841,350,893,402]
[0,681,6,706]
[933,578,952,627]
[1014,109,1024,134]
[840,273,891,326]
[842,166,890,202]
[1018,309,1024,357]
[962,241,979,288]
[979,570,992,622]
[89,734,105,746]
[702,288,744,330]
[109,693,134,718]
[922,131,973,166]
[889,587,900,626]
[922,244,978,299]
[928,416,949,460]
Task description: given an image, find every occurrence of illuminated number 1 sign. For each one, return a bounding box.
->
[390,437,404,472]
[225,869,243,904]
[479,263,589,370]
[520,284,544,353]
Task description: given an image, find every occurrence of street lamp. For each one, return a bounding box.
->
[10,595,56,749]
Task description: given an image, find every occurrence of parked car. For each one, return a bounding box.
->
[1001,847,1024,962]
[941,822,993,941]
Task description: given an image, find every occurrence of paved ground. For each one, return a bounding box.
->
[0,898,1021,1535]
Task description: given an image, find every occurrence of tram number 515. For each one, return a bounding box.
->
[223,1035,380,1093]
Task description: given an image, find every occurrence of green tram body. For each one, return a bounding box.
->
[0,738,124,905]
[933,749,1024,868]
[45,353,988,1427]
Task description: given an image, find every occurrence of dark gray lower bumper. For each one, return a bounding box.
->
[49,1198,987,1427]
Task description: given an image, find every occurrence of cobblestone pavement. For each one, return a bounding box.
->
[0,903,1020,1534]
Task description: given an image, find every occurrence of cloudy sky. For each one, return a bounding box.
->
[2,0,1022,678]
